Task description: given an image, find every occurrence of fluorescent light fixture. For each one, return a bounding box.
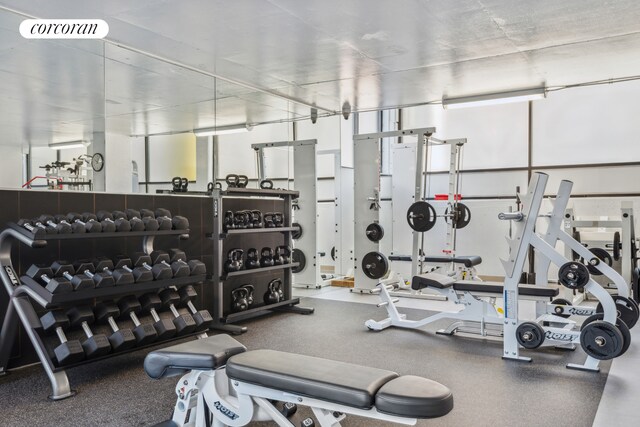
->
[48,140,91,150]
[193,123,253,137]
[442,87,546,109]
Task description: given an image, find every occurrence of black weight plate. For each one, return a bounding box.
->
[361,251,389,280]
[365,223,384,242]
[613,231,620,261]
[558,262,590,289]
[445,203,471,229]
[292,249,306,273]
[551,298,573,319]
[582,247,612,276]
[580,320,624,360]
[515,322,545,349]
[596,295,639,329]
[582,313,631,357]
[292,222,303,240]
[406,201,436,232]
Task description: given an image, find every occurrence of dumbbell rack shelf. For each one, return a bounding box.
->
[220,263,299,280]
[0,223,206,401]
[210,187,314,334]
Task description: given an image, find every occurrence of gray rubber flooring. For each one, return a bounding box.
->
[0,298,610,427]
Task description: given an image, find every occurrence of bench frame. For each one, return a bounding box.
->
[166,367,419,427]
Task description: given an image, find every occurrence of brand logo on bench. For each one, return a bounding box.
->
[566,307,593,316]
[544,331,574,341]
[4,266,18,285]
[214,401,239,420]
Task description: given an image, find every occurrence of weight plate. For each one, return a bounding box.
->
[445,203,471,229]
[558,262,590,289]
[596,295,639,329]
[580,320,624,360]
[365,223,384,242]
[406,201,437,232]
[515,322,545,349]
[582,247,612,276]
[291,222,303,240]
[551,298,573,319]
[361,251,389,280]
[582,313,631,357]
[613,231,621,261]
[292,249,306,273]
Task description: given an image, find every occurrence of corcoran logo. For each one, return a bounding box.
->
[4,266,19,285]
[214,401,239,420]
[19,19,109,39]
[545,331,574,341]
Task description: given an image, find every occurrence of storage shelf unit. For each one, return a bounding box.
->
[0,223,208,400]
[209,187,314,334]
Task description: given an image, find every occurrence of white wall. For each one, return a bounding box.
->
[0,145,24,189]
[105,132,134,193]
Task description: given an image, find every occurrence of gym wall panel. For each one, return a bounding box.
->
[536,166,640,195]
[105,132,133,193]
[0,145,23,188]
[131,137,145,187]
[296,115,341,150]
[148,133,196,182]
[401,102,529,171]
[532,79,640,166]
[340,115,354,167]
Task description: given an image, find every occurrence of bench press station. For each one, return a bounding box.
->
[144,334,454,426]
[366,173,632,372]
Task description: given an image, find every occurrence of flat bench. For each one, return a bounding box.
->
[388,255,482,268]
[411,273,559,298]
[145,334,454,419]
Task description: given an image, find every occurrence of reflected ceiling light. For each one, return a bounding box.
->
[442,86,547,109]
[193,123,253,137]
[48,140,91,150]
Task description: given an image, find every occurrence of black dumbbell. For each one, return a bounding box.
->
[131,253,172,280]
[158,288,197,335]
[40,311,85,365]
[26,265,72,294]
[114,210,145,231]
[138,209,161,231]
[38,214,72,234]
[66,212,102,233]
[139,293,177,340]
[168,249,207,275]
[150,250,190,278]
[96,210,131,232]
[93,257,135,285]
[93,302,137,351]
[126,209,159,231]
[57,262,94,291]
[54,214,86,233]
[141,209,171,230]
[66,306,112,358]
[72,260,116,288]
[30,217,58,234]
[113,255,153,282]
[155,208,189,230]
[83,212,116,233]
[16,219,46,238]
[117,296,158,345]
[178,285,213,331]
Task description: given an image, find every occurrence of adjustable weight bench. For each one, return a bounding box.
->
[411,274,559,299]
[145,334,453,427]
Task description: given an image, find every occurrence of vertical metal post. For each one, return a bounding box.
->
[410,135,426,278]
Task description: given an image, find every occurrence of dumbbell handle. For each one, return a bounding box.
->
[129,312,143,327]
[21,222,37,232]
[81,321,95,338]
[168,304,181,318]
[83,269,96,279]
[186,301,198,314]
[141,262,154,271]
[498,212,524,221]
[107,316,121,332]
[122,265,133,273]
[55,327,69,343]
[149,308,161,323]
[62,272,76,281]
[40,274,54,284]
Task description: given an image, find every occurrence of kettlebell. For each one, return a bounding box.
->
[264,280,280,304]
[234,211,249,229]
[231,287,249,312]
[273,246,284,265]
[276,246,291,264]
[251,210,263,228]
[263,212,275,228]
[242,284,255,306]
[273,212,284,227]
[223,211,235,231]
[246,248,260,269]
[260,247,275,267]
[224,248,244,272]
[242,210,254,229]
[270,278,284,302]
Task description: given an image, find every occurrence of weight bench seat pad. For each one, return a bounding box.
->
[144,335,247,379]
[423,255,482,267]
[412,273,455,290]
[453,281,559,297]
[375,375,454,419]
[227,349,398,410]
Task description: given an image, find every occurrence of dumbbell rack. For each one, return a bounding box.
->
[0,223,207,400]
[210,186,314,334]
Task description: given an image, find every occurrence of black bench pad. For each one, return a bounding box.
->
[226,349,398,409]
[412,273,455,290]
[144,335,247,379]
[423,255,482,267]
[453,281,559,297]
[375,375,454,419]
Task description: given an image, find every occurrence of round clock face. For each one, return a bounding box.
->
[91,153,104,172]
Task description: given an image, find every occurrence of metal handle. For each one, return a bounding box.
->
[498,212,524,221]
